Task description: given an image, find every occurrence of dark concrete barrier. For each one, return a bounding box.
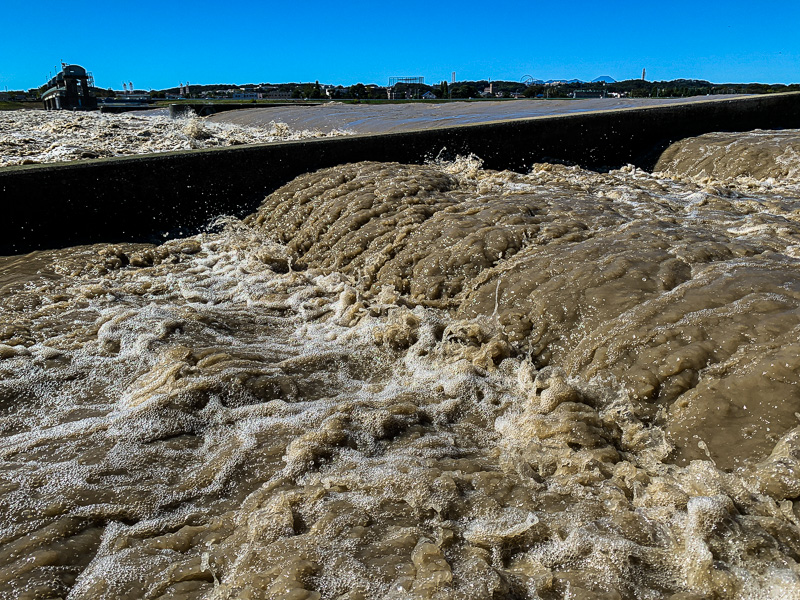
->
[2,93,800,255]
[100,104,159,114]
[168,102,322,118]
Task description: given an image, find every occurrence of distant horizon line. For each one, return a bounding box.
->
[98,77,800,91]
[5,74,799,92]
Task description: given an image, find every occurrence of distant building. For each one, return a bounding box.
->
[42,64,97,110]
[421,91,437,100]
[572,89,607,99]
[98,92,152,104]
[388,77,424,100]
[264,90,291,99]
[387,87,415,100]
[96,89,154,112]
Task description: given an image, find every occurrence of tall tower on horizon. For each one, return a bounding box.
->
[642,68,646,81]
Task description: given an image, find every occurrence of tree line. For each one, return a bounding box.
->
[521,79,800,99]
[11,78,800,103]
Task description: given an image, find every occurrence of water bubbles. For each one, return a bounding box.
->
[3,140,800,597]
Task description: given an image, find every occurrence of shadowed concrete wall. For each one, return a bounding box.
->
[2,92,800,255]
[168,102,321,117]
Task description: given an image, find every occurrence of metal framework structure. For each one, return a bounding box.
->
[388,76,425,86]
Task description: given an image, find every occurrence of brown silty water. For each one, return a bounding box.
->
[1,129,800,599]
[0,110,352,166]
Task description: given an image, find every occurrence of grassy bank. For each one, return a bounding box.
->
[0,101,43,111]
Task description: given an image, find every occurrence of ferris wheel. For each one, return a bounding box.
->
[521,75,536,86]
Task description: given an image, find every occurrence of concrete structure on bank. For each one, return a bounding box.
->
[167,102,322,118]
[573,89,607,99]
[2,93,800,255]
[41,64,98,111]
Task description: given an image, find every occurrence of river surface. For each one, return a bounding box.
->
[0,111,351,167]
[207,96,749,134]
[1,128,800,599]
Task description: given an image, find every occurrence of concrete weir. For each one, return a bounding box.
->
[168,102,322,118]
[2,93,800,255]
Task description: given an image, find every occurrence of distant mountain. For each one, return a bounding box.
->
[545,78,584,84]
[592,76,616,83]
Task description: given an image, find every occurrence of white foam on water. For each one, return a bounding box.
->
[2,137,800,598]
[0,110,354,166]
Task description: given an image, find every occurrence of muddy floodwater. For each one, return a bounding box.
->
[2,129,800,599]
[206,96,749,135]
[0,110,352,167]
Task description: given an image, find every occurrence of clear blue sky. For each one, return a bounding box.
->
[2,0,798,91]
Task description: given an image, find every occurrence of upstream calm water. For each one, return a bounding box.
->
[2,129,800,599]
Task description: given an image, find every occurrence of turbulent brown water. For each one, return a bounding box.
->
[2,130,800,599]
[655,129,800,185]
[0,111,351,166]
